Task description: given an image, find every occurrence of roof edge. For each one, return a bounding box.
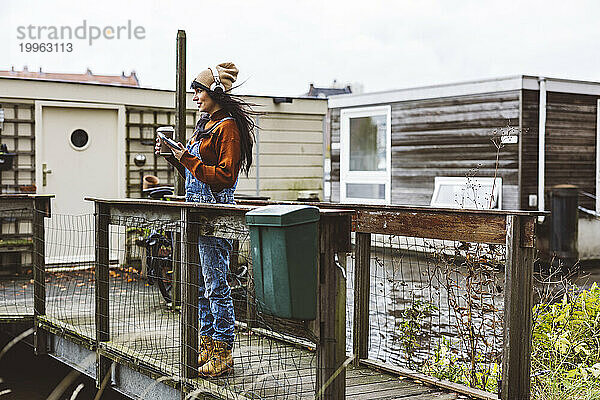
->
[328,75,525,108]
[330,75,524,100]
[329,75,600,108]
[0,75,324,101]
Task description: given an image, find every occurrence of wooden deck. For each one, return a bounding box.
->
[0,271,462,399]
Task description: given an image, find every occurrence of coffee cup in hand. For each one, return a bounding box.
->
[157,126,175,156]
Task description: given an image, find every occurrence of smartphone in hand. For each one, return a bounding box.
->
[157,132,180,150]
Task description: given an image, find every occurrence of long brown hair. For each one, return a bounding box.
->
[191,81,259,176]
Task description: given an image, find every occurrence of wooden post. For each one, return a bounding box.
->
[230,239,240,274]
[180,209,199,382]
[95,202,111,388]
[174,28,187,309]
[172,230,182,309]
[502,215,535,400]
[33,197,48,355]
[175,30,186,197]
[316,213,351,400]
[335,251,347,375]
[245,240,256,329]
[230,238,256,328]
[353,232,371,365]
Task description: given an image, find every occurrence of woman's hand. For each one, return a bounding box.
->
[155,137,186,161]
[169,142,187,161]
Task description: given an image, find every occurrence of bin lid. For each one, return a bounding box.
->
[246,205,320,227]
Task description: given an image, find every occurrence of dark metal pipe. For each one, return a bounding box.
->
[550,184,579,269]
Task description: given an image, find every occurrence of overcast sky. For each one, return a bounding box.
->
[2,0,599,96]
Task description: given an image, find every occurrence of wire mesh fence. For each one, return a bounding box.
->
[2,198,537,399]
[109,211,320,398]
[95,215,180,376]
[0,208,34,317]
[34,206,319,399]
[347,234,505,393]
[41,213,96,338]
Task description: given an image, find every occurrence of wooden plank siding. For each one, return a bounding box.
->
[126,108,325,201]
[0,101,36,193]
[0,79,327,203]
[0,101,36,270]
[330,108,341,202]
[520,90,539,210]
[248,113,324,200]
[125,107,197,198]
[521,90,598,210]
[329,90,521,208]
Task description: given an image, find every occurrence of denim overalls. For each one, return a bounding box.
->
[185,117,236,348]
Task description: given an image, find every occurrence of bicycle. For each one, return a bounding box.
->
[141,184,175,306]
[144,231,174,306]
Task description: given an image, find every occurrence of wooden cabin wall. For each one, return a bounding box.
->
[126,104,326,201]
[330,108,341,202]
[329,90,521,208]
[521,90,597,210]
[521,90,540,210]
[0,101,35,270]
[126,107,197,198]
[0,101,35,193]
[253,112,324,200]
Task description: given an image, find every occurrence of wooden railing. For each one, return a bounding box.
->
[0,194,52,356]
[0,194,52,276]
[86,198,352,399]
[13,193,540,400]
[352,207,536,400]
[233,199,540,400]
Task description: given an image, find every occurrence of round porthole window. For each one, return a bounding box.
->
[70,129,89,150]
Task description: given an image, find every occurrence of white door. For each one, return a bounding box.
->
[36,103,125,264]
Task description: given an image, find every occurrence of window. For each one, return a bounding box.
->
[597,99,600,213]
[430,177,502,210]
[340,106,391,204]
[70,129,89,150]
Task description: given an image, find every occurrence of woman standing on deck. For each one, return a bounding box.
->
[155,62,255,377]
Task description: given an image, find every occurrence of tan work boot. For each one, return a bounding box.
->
[198,340,233,377]
[198,336,214,367]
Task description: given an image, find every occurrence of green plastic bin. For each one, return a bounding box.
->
[246,205,320,320]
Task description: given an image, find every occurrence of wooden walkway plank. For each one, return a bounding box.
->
[0,273,465,400]
[346,379,433,396]
[346,373,398,387]
[399,392,462,400]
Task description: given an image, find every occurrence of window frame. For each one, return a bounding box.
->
[430,176,503,210]
[69,128,91,151]
[339,105,392,204]
[596,99,600,213]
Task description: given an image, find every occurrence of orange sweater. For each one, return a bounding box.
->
[178,110,242,192]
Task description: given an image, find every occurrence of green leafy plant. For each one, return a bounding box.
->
[395,299,438,368]
[422,283,600,398]
[421,339,500,393]
[531,283,600,399]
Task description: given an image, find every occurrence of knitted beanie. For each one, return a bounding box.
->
[193,62,238,92]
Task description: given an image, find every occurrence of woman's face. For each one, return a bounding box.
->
[193,88,220,114]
